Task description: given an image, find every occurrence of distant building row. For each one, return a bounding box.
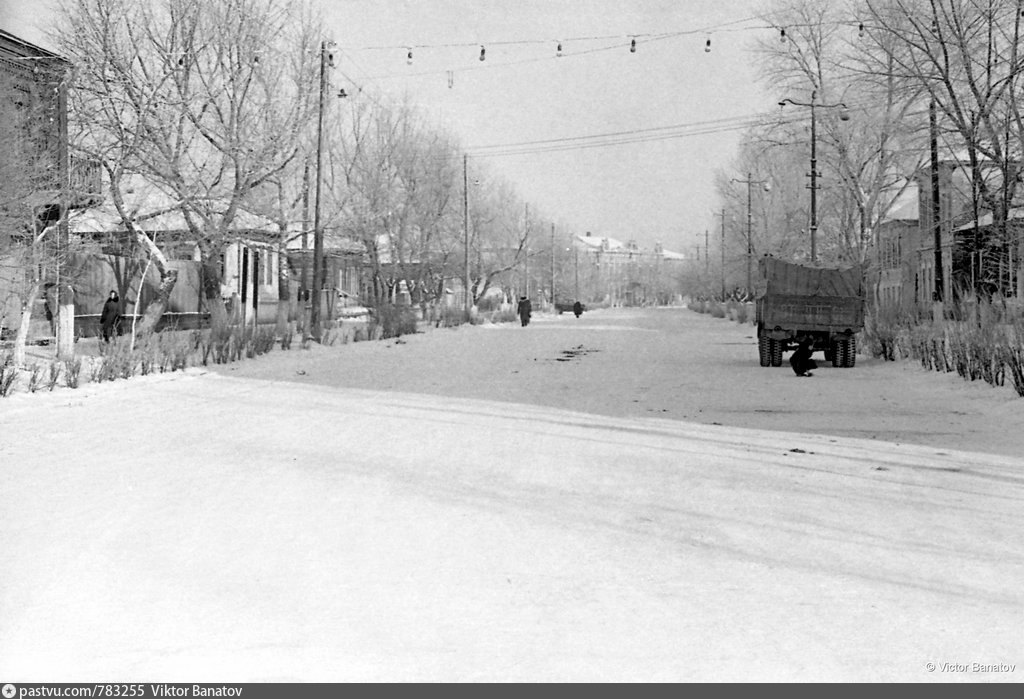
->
[874,157,1022,314]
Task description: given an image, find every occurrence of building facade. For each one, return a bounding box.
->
[573,233,686,306]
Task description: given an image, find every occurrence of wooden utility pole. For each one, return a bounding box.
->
[524,203,529,298]
[719,208,726,300]
[573,234,579,300]
[463,153,470,314]
[550,223,555,305]
[310,40,328,340]
[705,229,709,273]
[930,99,944,304]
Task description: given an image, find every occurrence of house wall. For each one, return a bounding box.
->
[64,252,204,335]
[875,220,919,315]
[222,241,281,325]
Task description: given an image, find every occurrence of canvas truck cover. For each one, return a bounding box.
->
[756,256,863,299]
[756,256,865,334]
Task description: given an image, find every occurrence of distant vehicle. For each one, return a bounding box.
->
[755,255,865,368]
[555,301,586,315]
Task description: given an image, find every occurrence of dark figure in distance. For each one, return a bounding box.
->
[789,336,817,377]
[518,296,532,327]
[573,300,583,318]
[100,290,121,342]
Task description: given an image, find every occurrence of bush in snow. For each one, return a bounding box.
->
[435,306,468,329]
[732,302,752,324]
[63,358,82,389]
[26,363,43,393]
[0,351,17,397]
[863,307,917,361]
[890,294,1024,397]
[487,307,518,325]
[47,361,61,391]
[371,304,419,339]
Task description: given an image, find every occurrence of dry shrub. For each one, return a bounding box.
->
[371,304,419,339]
[27,363,43,393]
[64,358,82,389]
[0,352,17,397]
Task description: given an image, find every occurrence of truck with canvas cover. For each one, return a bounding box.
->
[755,255,865,368]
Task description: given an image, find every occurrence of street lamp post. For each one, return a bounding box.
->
[731,173,770,296]
[778,90,849,263]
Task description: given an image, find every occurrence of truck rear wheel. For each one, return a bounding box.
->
[758,336,771,367]
[769,338,784,367]
[842,337,857,367]
[831,339,844,367]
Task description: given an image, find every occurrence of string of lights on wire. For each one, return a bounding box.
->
[341,15,891,84]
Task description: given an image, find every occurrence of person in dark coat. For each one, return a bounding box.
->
[99,290,121,342]
[789,336,817,377]
[573,300,583,318]
[518,296,532,327]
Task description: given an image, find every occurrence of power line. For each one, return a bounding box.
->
[465,97,889,158]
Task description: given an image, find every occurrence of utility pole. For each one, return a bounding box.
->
[550,222,555,306]
[731,173,769,296]
[301,160,310,293]
[573,234,579,300]
[719,208,726,300]
[779,91,849,263]
[809,102,818,263]
[930,99,944,304]
[310,40,329,341]
[463,153,470,315]
[705,229,710,274]
[524,203,529,298]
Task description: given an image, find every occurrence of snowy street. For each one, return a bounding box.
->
[1,307,1022,681]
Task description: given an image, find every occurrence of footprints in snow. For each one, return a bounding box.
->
[553,344,600,362]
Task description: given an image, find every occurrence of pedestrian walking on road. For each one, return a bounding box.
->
[573,300,583,318]
[518,296,532,327]
[100,290,121,342]
[789,336,817,377]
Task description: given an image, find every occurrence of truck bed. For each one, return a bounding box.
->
[756,256,865,335]
[758,294,863,333]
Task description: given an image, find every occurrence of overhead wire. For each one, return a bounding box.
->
[464,94,890,158]
[345,15,768,82]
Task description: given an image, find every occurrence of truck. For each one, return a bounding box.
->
[755,255,865,369]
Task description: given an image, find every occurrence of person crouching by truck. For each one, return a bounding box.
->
[789,336,817,377]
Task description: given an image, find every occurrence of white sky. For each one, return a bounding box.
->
[2,0,775,254]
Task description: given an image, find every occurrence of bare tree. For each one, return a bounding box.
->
[862,0,1024,295]
[55,0,321,331]
[752,0,925,266]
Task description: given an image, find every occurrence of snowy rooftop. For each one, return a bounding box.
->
[574,234,685,259]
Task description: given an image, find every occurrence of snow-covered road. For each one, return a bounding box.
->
[2,330,1023,681]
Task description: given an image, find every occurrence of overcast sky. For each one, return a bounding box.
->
[2,0,775,255]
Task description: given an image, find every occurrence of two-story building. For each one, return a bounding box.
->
[573,232,686,305]
[874,155,1023,316]
[1,29,102,340]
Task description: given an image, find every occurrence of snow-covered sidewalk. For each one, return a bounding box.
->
[1,363,1022,681]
